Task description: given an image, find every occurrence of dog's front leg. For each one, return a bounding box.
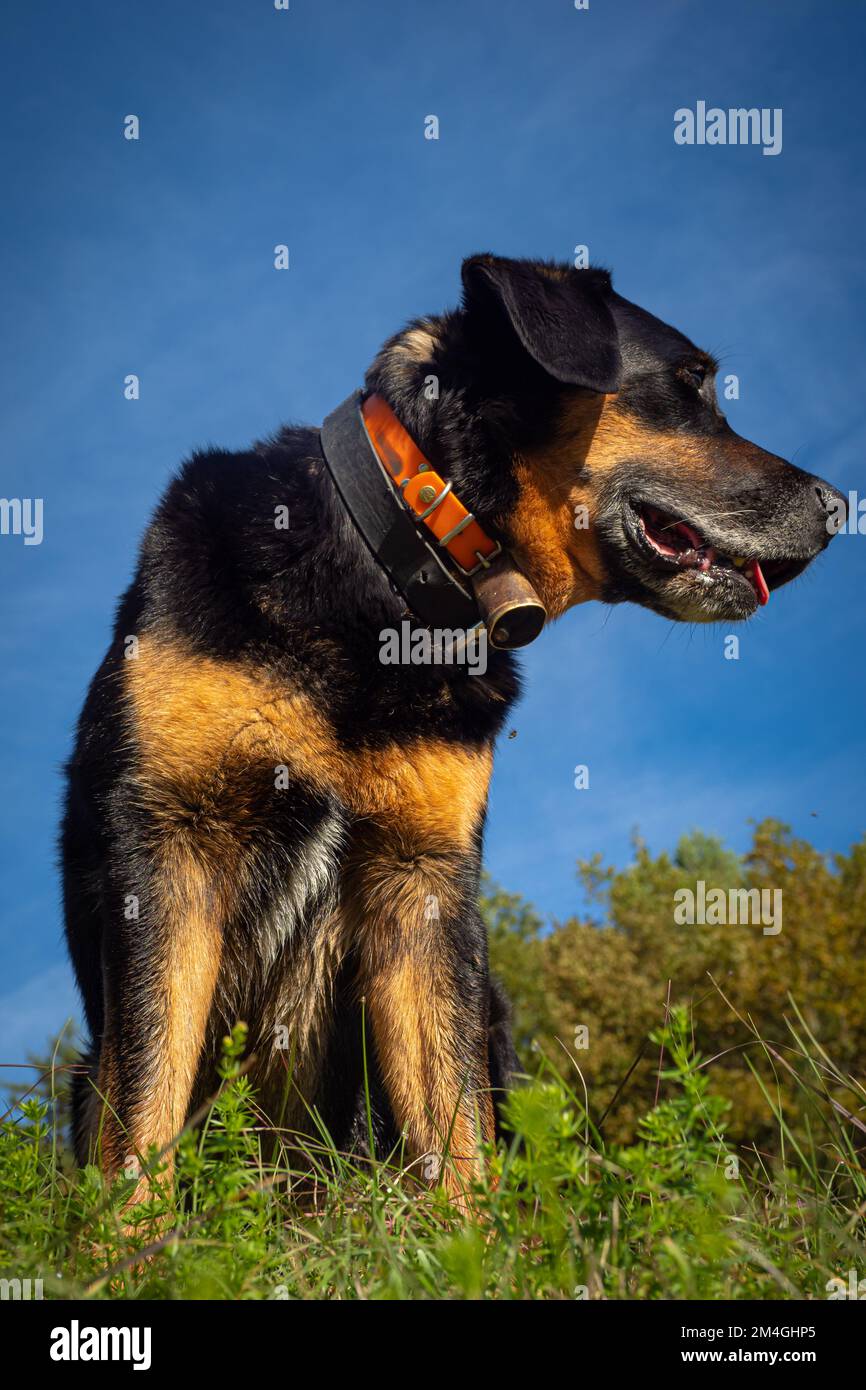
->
[345,828,494,1197]
[84,836,225,1205]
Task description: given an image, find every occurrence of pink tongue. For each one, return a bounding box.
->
[747,559,770,606]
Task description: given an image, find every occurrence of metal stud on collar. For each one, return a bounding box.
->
[416,480,453,522]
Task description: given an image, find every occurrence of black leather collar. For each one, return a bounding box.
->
[318,391,484,631]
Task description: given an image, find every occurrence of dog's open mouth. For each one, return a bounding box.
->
[634,504,807,608]
[602,488,826,623]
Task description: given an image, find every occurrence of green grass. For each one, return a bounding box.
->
[1,1008,864,1301]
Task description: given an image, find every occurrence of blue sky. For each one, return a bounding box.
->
[1,0,864,1063]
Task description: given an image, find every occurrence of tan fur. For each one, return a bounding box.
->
[382,321,441,395]
[125,635,491,847]
[363,951,491,1188]
[507,391,610,616]
[90,842,225,1204]
[119,635,494,1189]
[134,846,224,1171]
[509,393,723,618]
[343,834,494,1193]
[400,325,439,363]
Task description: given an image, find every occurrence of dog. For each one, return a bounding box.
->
[62,254,844,1198]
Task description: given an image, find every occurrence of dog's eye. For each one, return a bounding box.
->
[679,365,706,391]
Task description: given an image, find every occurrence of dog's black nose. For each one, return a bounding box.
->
[814,481,848,540]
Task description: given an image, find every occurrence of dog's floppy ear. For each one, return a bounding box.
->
[461,254,622,394]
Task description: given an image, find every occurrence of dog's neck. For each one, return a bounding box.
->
[364,315,607,620]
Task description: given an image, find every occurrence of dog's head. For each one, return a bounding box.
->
[369,255,844,624]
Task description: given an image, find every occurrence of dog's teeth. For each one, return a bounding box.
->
[732,557,746,568]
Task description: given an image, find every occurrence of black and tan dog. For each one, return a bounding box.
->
[62,255,844,1197]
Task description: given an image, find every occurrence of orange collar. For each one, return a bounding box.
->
[361,394,500,577]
